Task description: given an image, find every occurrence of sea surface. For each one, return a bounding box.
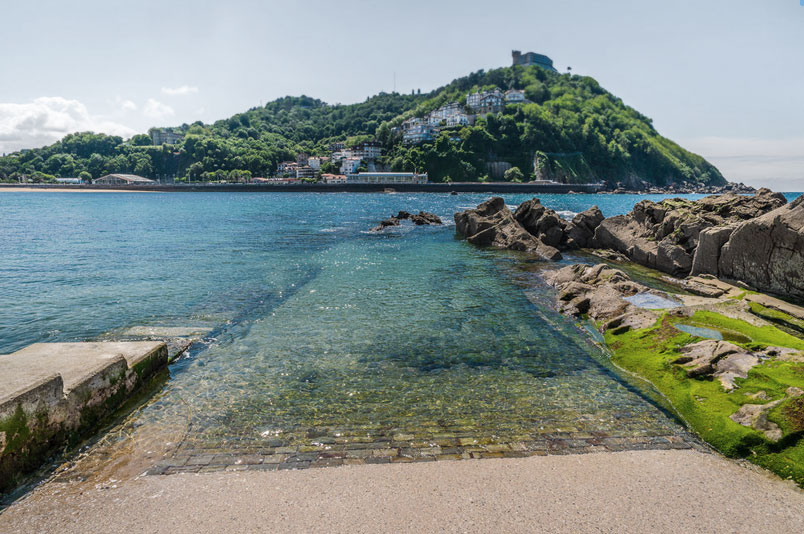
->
[0,191,799,471]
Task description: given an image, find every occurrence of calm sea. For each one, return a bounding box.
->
[0,191,799,461]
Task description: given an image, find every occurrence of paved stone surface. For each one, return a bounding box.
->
[149,430,702,475]
[2,450,802,533]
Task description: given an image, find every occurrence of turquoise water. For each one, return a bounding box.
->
[0,191,798,460]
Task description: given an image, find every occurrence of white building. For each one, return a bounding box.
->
[346,172,428,184]
[340,157,362,174]
[307,157,325,170]
[349,142,382,161]
[276,161,297,175]
[296,166,316,179]
[321,173,347,184]
[330,142,382,164]
[150,129,184,145]
[505,89,526,103]
[94,174,156,185]
[401,118,438,144]
[466,89,504,113]
[446,114,470,127]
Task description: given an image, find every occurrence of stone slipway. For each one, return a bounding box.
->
[0,342,168,492]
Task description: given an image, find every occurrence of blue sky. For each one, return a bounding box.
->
[1,0,802,189]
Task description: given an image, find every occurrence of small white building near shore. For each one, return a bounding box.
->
[346,172,428,184]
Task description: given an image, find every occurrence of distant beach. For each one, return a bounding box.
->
[0,187,155,193]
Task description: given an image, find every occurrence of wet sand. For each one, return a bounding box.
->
[1,449,801,533]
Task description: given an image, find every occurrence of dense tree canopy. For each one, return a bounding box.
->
[0,66,724,186]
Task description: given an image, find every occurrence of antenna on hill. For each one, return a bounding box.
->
[393,72,396,93]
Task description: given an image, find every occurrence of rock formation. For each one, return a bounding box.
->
[371,211,442,232]
[454,197,562,260]
[545,263,666,332]
[454,197,605,261]
[592,188,787,276]
[716,195,804,300]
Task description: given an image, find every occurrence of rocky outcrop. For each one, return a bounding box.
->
[566,206,605,248]
[690,225,737,276]
[672,340,761,390]
[545,263,670,332]
[371,211,442,232]
[455,197,605,260]
[716,196,804,300]
[592,189,787,276]
[454,197,562,260]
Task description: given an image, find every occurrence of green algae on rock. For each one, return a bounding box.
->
[547,263,804,486]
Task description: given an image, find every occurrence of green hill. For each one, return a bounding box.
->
[0,65,724,187]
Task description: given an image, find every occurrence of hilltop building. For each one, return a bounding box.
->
[94,174,155,185]
[511,50,557,72]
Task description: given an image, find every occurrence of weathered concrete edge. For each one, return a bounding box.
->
[0,342,169,493]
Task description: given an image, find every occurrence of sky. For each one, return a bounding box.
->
[1,0,802,189]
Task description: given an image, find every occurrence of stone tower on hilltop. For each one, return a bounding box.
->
[512,50,557,72]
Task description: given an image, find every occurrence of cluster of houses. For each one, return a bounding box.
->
[267,141,426,185]
[400,88,527,144]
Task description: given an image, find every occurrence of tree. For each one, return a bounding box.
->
[78,171,92,183]
[504,166,524,182]
[130,134,152,146]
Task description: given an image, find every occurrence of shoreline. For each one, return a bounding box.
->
[0,182,604,194]
[0,187,157,193]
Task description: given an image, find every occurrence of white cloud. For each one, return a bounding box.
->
[0,96,137,154]
[120,99,137,112]
[143,98,175,120]
[161,85,199,96]
[681,136,804,192]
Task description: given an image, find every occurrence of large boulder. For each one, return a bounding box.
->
[454,197,562,260]
[718,195,804,299]
[690,225,737,276]
[592,189,787,276]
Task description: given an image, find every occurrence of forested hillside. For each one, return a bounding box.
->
[0,65,724,187]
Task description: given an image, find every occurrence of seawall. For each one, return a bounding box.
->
[0,182,603,194]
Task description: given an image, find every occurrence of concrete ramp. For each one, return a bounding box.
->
[0,342,168,493]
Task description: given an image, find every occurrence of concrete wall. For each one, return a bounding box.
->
[0,342,168,493]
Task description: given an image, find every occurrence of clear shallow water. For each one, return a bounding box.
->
[0,191,798,464]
